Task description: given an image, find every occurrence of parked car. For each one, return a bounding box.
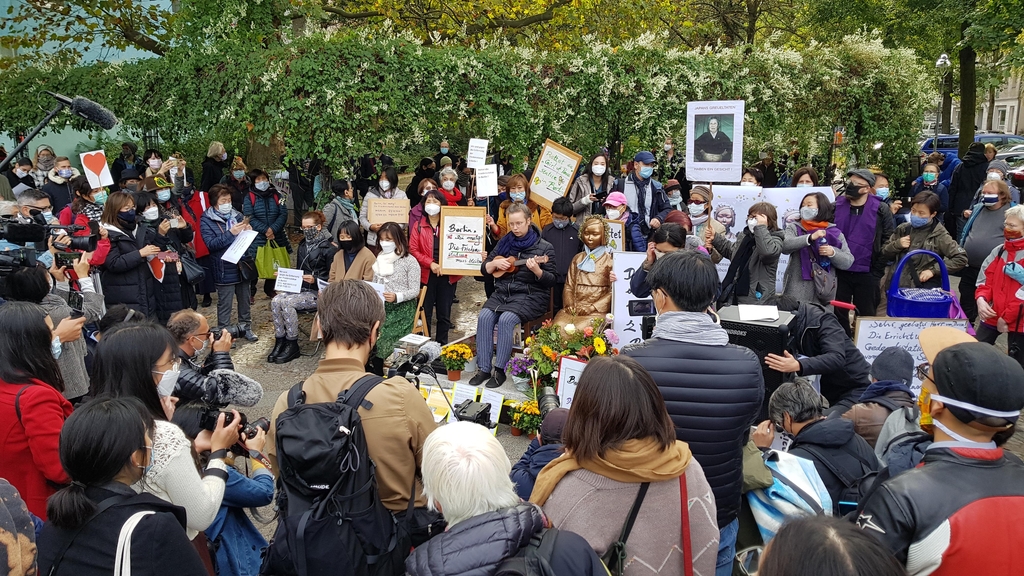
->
[921,133,1024,156]
[995,144,1024,164]
[1009,159,1024,189]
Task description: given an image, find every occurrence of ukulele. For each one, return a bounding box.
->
[491,255,550,278]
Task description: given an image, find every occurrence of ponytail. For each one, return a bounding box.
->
[47,482,97,530]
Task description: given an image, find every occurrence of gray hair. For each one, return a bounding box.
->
[505,202,532,221]
[439,167,458,181]
[1006,204,1024,223]
[166,310,204,344]
[768,378,824,425]
[17,189,49,205]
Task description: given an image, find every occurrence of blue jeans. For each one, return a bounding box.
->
[716,518,739,576]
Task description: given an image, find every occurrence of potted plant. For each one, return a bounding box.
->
[507,356,536,393]
[440,343,473,381]
[510,399,542,437]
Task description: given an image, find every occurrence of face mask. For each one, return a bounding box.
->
[522,161,529,171]
[379,180,391,191]
[51,336,62,360]
[510,192,526,203]
[148,159,162,169]
[190,336,209,358]
[664,144,672,151]
[43,210,55,224]
[687,203,706,217]
[988,172,1003,181]
[93,190,108,205]
[424,203,441,216]
[845,183,865,197]
[124,182,139,193]
[440,147,449,154]
[910,215,931,228]
[255,181,270,192]
[233,170,245,179]
[379,240,396,254]
[591,164,606,176]
[983,194,999,205]
[218,203,233,215]
[605,209,622,220]
[58,168,73,179]
[15,169,27,178]
[154,365,180,397]
[142,207,160,221]
[669,194,682,207]
[221,153,228,161]
[552,218,570,229]
[796,182,813,188]
[875,187,890,200]
[303,228,322,243]
[639,166,655,179]
[747,217,759,231]
[119,209,136,224]
[923,172,937,183]
[38,157,55,170]
[740,181,757,187]
[156,189,171,203]
[339,239,357,252]
[442,180,456,191]
[1005,229,1023,241]
[800,206,818,221]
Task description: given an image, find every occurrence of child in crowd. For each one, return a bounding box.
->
[602,191,646,252]
[541,197,582,311]
[510,408,568,500]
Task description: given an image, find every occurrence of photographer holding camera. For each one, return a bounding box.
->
[167,310,263,409]
[510,406,568,500]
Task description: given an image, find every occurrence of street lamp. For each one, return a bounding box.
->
[933,53,952,152]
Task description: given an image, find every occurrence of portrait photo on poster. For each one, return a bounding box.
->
[685,100,745,183]
[692,114,735,163]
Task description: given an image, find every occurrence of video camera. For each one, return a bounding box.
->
[0,216,98,252]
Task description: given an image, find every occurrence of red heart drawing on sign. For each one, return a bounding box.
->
[82,152,108,177]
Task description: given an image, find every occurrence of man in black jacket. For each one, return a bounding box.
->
[753,379,879,515]
[765,296,871,416]
[623,250,763,576]
[948,141,991,238]
[167,310,264,408]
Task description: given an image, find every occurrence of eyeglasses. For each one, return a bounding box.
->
[152,358,182,375]
[190,331,212,340]
[915,362,931,382]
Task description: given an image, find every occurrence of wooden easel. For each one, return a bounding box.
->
[411,286,430,338]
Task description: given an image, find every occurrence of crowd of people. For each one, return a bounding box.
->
[1,136,1023,576]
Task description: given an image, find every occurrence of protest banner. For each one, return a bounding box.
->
[685,100,745,183]
[854,317,969,396]
[475,165,499,197]
[529,139,582,210]
[612,251,652,346]
[439,206,487,276]
[367,198,411,225]
[557,356,586,409]
[466,138,489,169]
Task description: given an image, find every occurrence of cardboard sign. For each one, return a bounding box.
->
[530,139,582,210]
[612,251,651,346]
[80,150,114,188]
[467,138,489,169]
[685,100,745,183]
[854,317,969,396]
[367,198,411,225]
[604,219,625,252]
[476,165,499,197]
[557,356,587,409]
[439,206,487,276]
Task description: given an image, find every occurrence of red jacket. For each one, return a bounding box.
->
[179,191,211,258]
[975,236,1024,333]
[56,206,111,267]
[409,216,461,285]
[0,379,73,519]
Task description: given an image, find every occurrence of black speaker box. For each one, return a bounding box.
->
[717,306,796,420]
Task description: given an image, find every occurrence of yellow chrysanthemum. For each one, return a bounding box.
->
[593,337,607,355]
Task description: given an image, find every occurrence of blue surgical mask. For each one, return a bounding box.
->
[51,336,62,360]
[94,190,108,205]
[639,166,655,179]
[875,187,889,200]
[255,181,270,192]
[511,192,526,203]
[799,206,818,221]
[552,219,570,229]
[233,170,245,179]
[156,189,171,202]
[910,215,931,228]
[687,203,705,217]
[43,210,55,224]
[58,168,73,179]
[440,147,449,154]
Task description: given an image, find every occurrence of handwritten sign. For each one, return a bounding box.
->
[854,317,969,396]
[275,267,305,293]
[79,149,114,188]
[467,138,489,169]
[604,219,625,253]
[439,206,486,276]
[557,356,587,409]
[612,251,651,346]
[530,139,582,210]
[476,165,499,197]
[221,229,257,264]
[367,198,411,225]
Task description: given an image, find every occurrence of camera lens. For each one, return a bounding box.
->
[538,386,560,419]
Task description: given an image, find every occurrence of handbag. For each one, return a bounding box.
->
[238,256,257,282]
[180,250,206,285]
[810,258,838,301]
[602,483,649,576]
[114,510,155,576]
[256,240,290,280]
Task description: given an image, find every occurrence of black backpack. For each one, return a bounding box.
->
[494,528,561,576]
[261,375,409,576]
[798,444,880,515]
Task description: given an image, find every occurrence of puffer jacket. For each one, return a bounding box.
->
[42,168,80,213]
[405,504,606,576]
[99,224,158,318]
[976,236,1024,333]
[881,220,966,288]
[788,417,880,515]
[243,186,289,258]
[841,381,915,448]
[295,235,338,291]
[788,302,871,406]
[510,439,563,500]
[481,231,557,323]
[201,207,244,285]
[713,224,784,304]
[175,348,236,406]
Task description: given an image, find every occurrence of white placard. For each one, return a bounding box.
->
[475,165,499,197]
[612,251,651,346]
[707,184,762,281]
[317,278,329,292]
[79,149,115,188]
[480,389,504,436]
[738,305,779,321]
[854,317,969,396]
[275,268,305,293]
[685,100,745,183]
[761,186,835,293]
[220,229,258,264]
[467,138,489,169]
[439,207,487,276]
[365,281,386,301]
[557,356,587,409]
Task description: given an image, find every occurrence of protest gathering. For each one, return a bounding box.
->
[3,3,1024,571]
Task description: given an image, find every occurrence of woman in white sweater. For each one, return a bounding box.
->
[359,166,408,251]
[90,322,242,538]
[371,222,422,373]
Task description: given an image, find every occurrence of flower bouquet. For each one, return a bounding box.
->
[507,355,536,393]
[510,399,542,437]
[441,343,473,380]
[525,315,619,385]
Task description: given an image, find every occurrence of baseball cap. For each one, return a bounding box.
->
[634,151,657,165]
[604,192,628,207]
[919,327,1024,424]
[846,169,876,187]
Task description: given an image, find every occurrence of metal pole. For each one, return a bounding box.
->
[934,75,941,153]
[0,102,66,174]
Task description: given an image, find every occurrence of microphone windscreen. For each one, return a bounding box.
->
[419,341,443,362]
[209,369,264,407]
[70,96,118,130]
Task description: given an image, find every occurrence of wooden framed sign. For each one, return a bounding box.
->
[604,219,626,252]
[367,198,411,225]
[439,206,487,276]
[529,139,582,210]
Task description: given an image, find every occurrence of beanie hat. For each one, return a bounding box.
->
[870,347,914,386]
[665,179,681,193]
[988,159,1010,176]
[440,156,453,167]
[690,185,712,203]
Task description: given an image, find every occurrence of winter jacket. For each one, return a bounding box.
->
[510,439,564,500]
[328,246,376,283]
[174,186,211,258]
[321,196,358,241]
[882,221,966,288]
[42,169,80,213]
[495,200,552,238]
[201,207,244,285]
[481,232,558,323]
[788,302,872,405]
[948,149,990,214]
[405,504,606,576]
[540,222,582,284]
[220,176,250,212]
[243,186,289,258]
[142,219,189,324]
[0,379,73,519]
[612,175,672,236]
[43,281,104,400]
[359,186,409,246]
[566,174,612,219]
[910,181,949,213]
[976,236,1024,333]
[112,154,146,189]
[841,382,916,448]
[36,483,207,576]
[617,211,648,252]
[857,445,1024,575]
[622,337,763,528]
[781,222,855,308]
[201,157,228,194]
[205,466,274,576]
[99,224,158,318]
[6,167,35,192]
[787,417,880,515]
[410,216,461,286]
[713,225,784,304]
[55,205,111,266]
[295,236,339,291]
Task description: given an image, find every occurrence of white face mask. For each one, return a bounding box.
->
[591,164,606,176]
[379,180,391,191]
[148,159,162,169]
[424,203,441,216]
[605,208,622,220]
[747,217,759,231]
[688,203,706,217]
[988,172,1003,181]
[664,144,673,151]
[740,181,757,187]
[218,203,233,215]
[379,240,396,254]
[442,180,456,191]
[142,206,160,221]
[155,365,180,397]
[796,182,813,188]
[15,169,27,178]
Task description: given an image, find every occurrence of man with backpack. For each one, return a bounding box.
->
[406,421,606,576]
[857,327,1024,575]
[842,347,916,448]
[753,378,879,516]
[264,280,439,575]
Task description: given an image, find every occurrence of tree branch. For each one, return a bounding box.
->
[322,6,384,19]
[117,23,167,55]
[463,0,571,35]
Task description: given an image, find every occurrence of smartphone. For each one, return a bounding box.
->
[628,300,655,316]
[67,291,84,314]
[55,252,79,269]
[167,217,179,229]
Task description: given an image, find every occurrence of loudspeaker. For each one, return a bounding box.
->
[717,306,796,420]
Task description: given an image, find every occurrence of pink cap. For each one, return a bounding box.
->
[604,192,628,207]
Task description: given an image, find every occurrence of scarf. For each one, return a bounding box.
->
[858,380,913,403]
[373,250,400,276]
[719,232,756,306]
[530,437,692,506]
[796,224,842,281]
[78,201,103,222]
[651,311,730,346]
[691,214,709,228]
[494,226,539,257]
[339,197,356,215]
[577,245,609,273]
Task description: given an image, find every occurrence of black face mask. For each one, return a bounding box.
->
[844,183,865,198]
[339,239,357,252]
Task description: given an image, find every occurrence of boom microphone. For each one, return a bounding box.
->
[46,91,118,130]
[398,341,443,376]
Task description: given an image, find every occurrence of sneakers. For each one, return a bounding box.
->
[468,371,491,387]
[485,369,507,389]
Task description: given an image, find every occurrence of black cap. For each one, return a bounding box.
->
[120,168,140,181]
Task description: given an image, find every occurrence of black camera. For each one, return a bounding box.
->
[0,248,37,273]
[198,410,270,453]
[453,400,491,427]
[49,224,98,252]
[537,386,560,419]
[218,324,245,340]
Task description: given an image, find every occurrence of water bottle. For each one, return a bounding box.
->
[816,236,831,270]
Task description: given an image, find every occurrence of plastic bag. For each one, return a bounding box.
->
[256,240,290,280]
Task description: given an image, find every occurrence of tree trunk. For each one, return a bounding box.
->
[958,24,977,157]
[986,85,996,131]
[746,0,758,44]
[941,71,953,133]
